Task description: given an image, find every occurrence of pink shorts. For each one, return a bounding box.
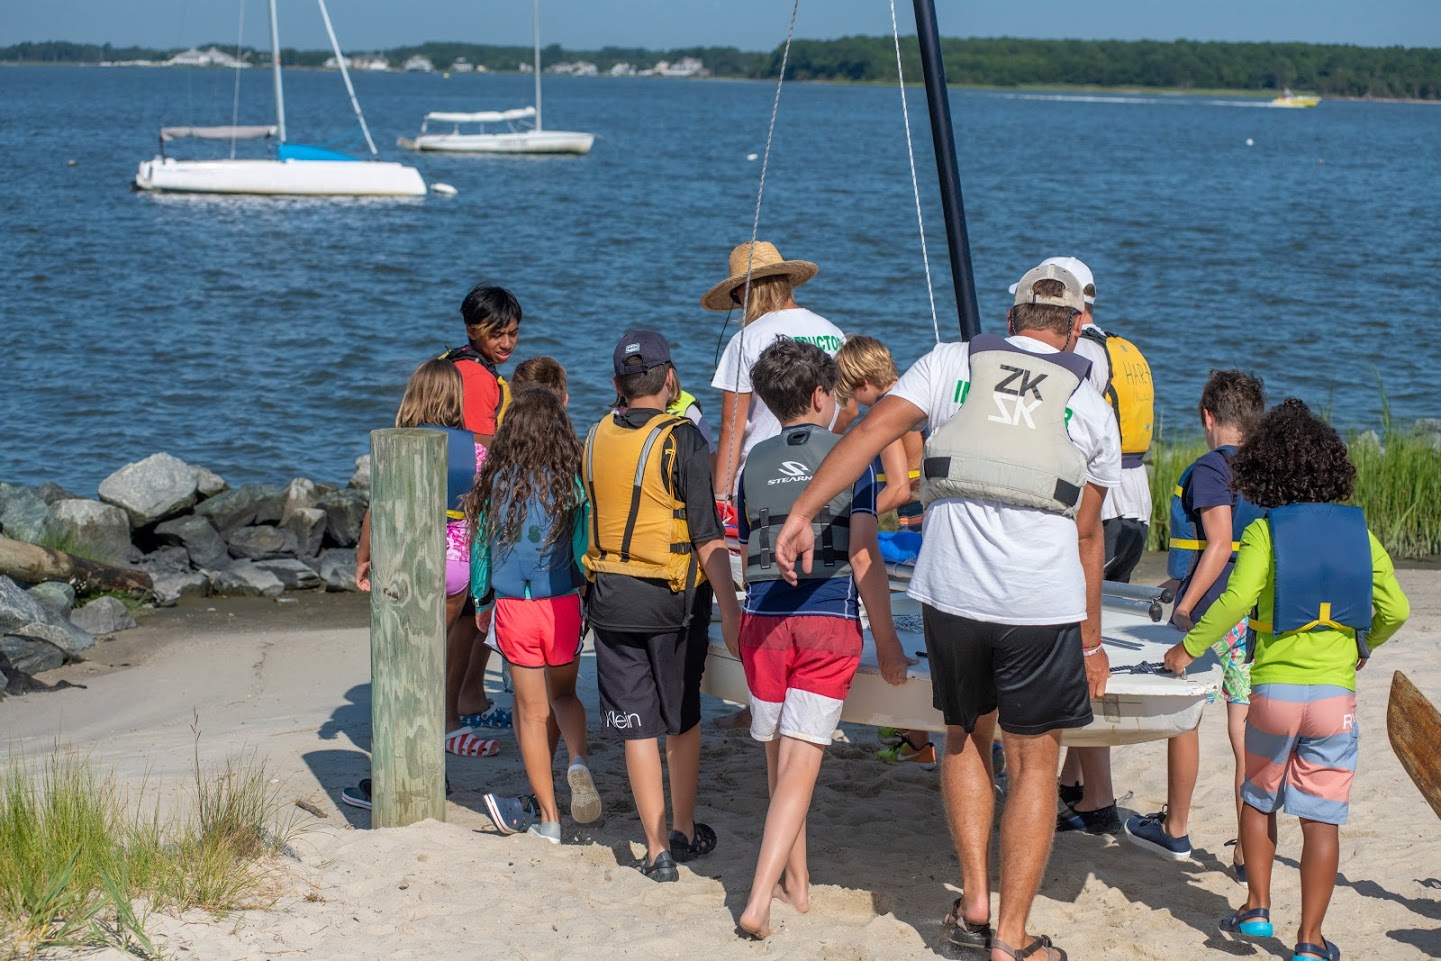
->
[445,519,470,596]
[739,614,862,746]
[494,595,584,668]
[1242,683,1358,825]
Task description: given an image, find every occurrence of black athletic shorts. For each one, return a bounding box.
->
[921,604,1093,736]
[594,614,711,740]
[1102,517,1148,584]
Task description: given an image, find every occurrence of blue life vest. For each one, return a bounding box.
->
[490,492,585,600]
[1251,503,1373,654]
[1167,445,1266,583]
[423,425,480,520]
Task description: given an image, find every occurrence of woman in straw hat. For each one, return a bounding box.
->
[706,241,845,506]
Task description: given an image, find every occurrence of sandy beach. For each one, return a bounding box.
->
[7,555,1439,961]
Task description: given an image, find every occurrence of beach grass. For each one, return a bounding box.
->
[1145,425,1441,560]
[0,742,302,958]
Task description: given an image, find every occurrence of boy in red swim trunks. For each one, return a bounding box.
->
[734,338,909,940]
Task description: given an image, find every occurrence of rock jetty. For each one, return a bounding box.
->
[0,452,373,682]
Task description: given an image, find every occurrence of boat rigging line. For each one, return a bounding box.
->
[317,0,379,156]
[228,0,246,159]
[888,0,940,345]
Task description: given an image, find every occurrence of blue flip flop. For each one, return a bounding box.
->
[1219,906,1273,938]
[1293,939,1339,960]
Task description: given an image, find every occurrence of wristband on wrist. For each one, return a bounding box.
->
[1082,644,1104,657]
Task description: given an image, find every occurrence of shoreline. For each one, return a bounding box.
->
[2,61,1438,104]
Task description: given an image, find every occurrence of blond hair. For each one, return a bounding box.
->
[395,359,465,429]
[742,275,795,324]
[834,335,899,400]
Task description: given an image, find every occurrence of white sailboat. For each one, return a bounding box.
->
[135,0,426,197]
[398,0,594,155]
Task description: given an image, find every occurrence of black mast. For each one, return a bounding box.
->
[911,0,981,341]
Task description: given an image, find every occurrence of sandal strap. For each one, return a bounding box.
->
[991,935,1064,961]
[1238,907,1270,922]
[1294,942,1336,960]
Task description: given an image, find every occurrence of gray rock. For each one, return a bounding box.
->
[1,635,64,675]
[318,489,368,547]
[193,484,285,535]
[70,596,137,635]
[253,558,323,591]
[281,478,320,521]
[193,466,228,498]
[349,454,371,490]
[0,575,94,662]
[154,514,230,570]
[149,569,210,607]
[316,549,359,592]
[283,507,327,559]
[227,525,290,561]
[43,499,136,564]
[1413,417,1441,435]
[27,582,76,617]
[137,545,192,574]
[36,482,78,505]
[0,483,52,543]
[98,453,199,527]
[208,561,284,598]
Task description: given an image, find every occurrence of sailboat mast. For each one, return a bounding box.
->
[269,0,287,142]
[532,0,543,131]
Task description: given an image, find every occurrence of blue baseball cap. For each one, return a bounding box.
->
[613,330,673,377]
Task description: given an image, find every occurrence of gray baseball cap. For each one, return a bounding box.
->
[1011,263,1087,312]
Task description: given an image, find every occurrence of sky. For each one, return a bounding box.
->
[3,0,1439,52]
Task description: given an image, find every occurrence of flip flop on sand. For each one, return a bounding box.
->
[445,728,501,757]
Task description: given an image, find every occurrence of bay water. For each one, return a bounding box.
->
[2,65,1437,494]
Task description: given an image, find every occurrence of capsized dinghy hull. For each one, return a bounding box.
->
[703,593,1220,747]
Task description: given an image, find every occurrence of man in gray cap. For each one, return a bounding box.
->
[768,263,1120,961]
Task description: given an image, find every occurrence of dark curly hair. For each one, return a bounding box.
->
[462,386,583,554]
[1231,398,1356,508]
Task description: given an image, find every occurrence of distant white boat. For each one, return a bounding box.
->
[399,0,594,156]
[134,0,426,197]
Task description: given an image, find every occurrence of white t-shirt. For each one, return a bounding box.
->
[710,307,845,493]
[889,335,1122,625]
[1076,324,1152,523]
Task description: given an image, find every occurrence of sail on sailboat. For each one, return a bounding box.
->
[398,0,594,155]
[134,0,426,197]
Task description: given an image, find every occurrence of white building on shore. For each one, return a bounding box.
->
[166,47,248,68]
[403,55,435,73]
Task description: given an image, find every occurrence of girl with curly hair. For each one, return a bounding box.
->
[464,385,601,842]
[1164,398,1410,961]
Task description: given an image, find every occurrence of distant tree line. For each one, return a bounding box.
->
[4,36,1438,99]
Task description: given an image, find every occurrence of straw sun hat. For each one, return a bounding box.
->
[700,241,818,311]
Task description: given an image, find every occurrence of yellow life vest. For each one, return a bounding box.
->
[1081,327,1154,461]
[496,374,511,427]
[581,412,700,592]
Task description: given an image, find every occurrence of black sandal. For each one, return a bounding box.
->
[669,822,717,862]
[942,897,991,951]
[636,851,679,882]
[990,934,1067,960]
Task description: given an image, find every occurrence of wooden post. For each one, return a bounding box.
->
[368,428,447,827]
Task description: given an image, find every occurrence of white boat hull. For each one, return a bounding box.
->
[134,157,427,197]
[404,130,594,154]
[703,594,1222,747]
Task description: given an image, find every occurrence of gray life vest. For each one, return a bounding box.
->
[743,427,853,583]
[921,333,1093,517]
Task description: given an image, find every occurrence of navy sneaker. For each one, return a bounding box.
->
[1055,803,1121,835]
[484,793,540,835]
[1124,810,1193,859]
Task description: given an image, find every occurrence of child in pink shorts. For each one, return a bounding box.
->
[1166,399,1409,961]
[732,338,910,940]
[465,385,600,843]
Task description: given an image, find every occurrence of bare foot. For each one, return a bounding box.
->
[773,878,810,913]
[737,907,771,941]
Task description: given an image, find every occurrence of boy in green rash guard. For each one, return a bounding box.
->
[1163,399,1409,961]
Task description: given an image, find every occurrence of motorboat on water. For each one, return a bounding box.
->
[399,0,594,155]
[399,107,594,155]
[134,0,426,197]
[1270,88,1321,108]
